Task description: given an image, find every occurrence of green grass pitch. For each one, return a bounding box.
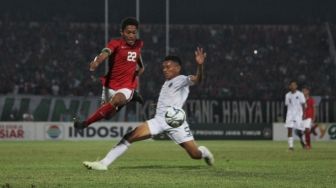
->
[0,140,336,188]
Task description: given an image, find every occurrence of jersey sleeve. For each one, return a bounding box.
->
[285,94,289,106]
[174,75,194,89]
[299,93,306,104]
[106,40,120,53]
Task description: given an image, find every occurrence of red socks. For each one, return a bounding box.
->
[84,103,116,126]
[305,129,311,148]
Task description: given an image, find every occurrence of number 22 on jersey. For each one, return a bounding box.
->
[127,51,137,62]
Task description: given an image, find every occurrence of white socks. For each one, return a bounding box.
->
[198,146,207,158]
[288,137,294,148]
[100,139,130,166]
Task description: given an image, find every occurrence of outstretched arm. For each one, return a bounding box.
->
[190,47,206,84]
[89,48,111,71]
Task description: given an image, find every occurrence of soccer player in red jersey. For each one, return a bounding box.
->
[74,17,144,129]
[302,87,315,149]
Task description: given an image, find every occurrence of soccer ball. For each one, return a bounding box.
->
[165,107,186,128]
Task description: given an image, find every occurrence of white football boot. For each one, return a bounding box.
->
[83,161,108,171]
[199,146,215,166]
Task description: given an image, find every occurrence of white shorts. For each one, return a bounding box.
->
[101,87,134,103]
[302,118,312,129]
[147,116,194,144]
[285,118,304,131]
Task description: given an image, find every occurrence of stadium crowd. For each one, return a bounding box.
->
[0,19,335,100]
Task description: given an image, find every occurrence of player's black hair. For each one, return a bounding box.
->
[121,17,139,31]
[302,85,311,90]
[164,55,182,66]
[289,80,297,85]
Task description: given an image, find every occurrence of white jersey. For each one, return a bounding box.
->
[155,75,194,117]
[285,91,305,121]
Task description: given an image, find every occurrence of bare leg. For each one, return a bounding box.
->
[288,128,294,150]
[179,140,203,159]
[311,124,318,136]
[288,127,293,137]
[123,122,152,143]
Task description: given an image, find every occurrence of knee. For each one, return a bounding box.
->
[110,99,123,107]
[110,93,127,107]
[123,132,134,143]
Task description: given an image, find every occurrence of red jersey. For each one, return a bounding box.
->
[304,97,315,119]
[100,38,143,90]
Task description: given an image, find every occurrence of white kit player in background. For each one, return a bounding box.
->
[285,80,306,150]
[82,47,214,170]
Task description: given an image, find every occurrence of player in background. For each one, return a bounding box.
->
[74,17,144,129]
[302,87,315,149]
[285,80,306,150]
[82,48,214,170]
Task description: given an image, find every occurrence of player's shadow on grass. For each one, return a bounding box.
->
[118,164,206,170]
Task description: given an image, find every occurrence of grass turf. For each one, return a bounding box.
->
[0,140,335,188]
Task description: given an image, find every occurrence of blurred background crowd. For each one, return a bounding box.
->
[1,0,336,101]
[1,20,334,100]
